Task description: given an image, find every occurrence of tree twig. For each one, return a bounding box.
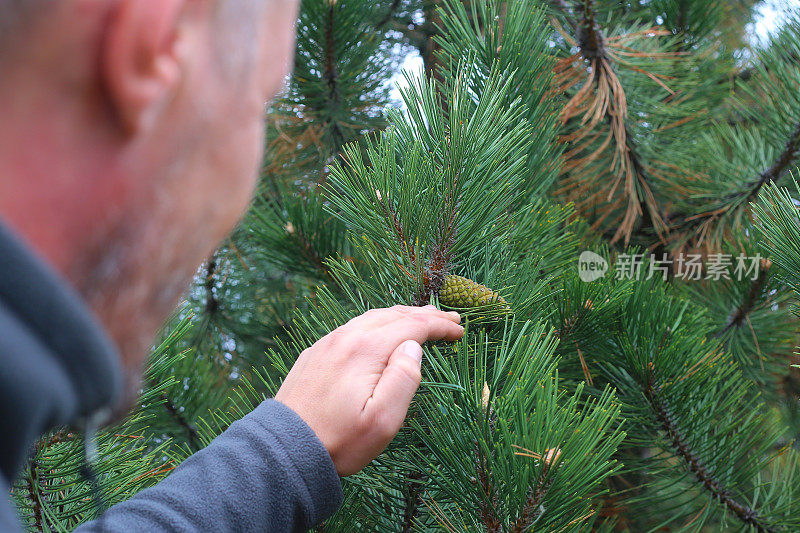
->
[715,260,771,337]
[747,121,800,201]
[35,430,75,452]
[511,476,553,532]
[161,392,202,452]
[557,0,667,243]
[668,120,800,241]
[401,470,427,532]
[376,0,402,29]
[644,378,776,533]
[26,459,47,532]
[323,1,345,153]
[549,0,576,29]
[204,256,219,315]
[475,444,501,532]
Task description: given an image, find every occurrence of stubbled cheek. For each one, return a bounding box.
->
[260,15,297,101]
[235,119,263,199]
[212,122,261,233]
[263,63,290,104]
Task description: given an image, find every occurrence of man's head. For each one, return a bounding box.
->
[0,0,299,401]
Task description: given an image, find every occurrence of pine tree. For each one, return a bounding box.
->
[14,0,800,531]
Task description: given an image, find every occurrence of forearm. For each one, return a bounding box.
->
[76,400,342,533]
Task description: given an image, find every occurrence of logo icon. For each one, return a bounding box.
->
[578,251,608,282]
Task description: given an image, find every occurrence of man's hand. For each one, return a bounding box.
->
[274,305,463,476]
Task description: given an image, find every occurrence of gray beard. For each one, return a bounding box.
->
[67,213,203,420]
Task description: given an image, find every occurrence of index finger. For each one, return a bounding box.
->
[376,314,465,349]
[402,305,461,323]
[344,305,460,331]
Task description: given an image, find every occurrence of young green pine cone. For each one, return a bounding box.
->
[438,274,510,311]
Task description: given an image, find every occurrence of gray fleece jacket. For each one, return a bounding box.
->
[0,222,343,532]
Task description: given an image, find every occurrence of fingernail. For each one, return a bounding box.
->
[402,340,423,363]
[447,311,461,322]
[423,304,437,310]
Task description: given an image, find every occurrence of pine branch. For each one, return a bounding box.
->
[675,0,687,33]
[377,192,416,264]
[471,400,503,532]
[644,378,776,533]
[576,0,604,59]
[714,259,772,337]
[401,470,426,532]
[36,430,75,451]
[476,446,501,532]
[511,475,553,532]
[323,1,345,154]
[376,0,402,29]
[549,0,576,28]
[415,169,460,305]
[26,459,46,532]
[670,120,800,240]
[626,122,666,245]
[161,392,202,451]
[23,430,79,531]
[421,0,445,82]
[204,256,219,315]
[746,121,800,201]
[672,0,691,52]
[293,229,337,285]
[556,0,667,243]
[422,172,460,299]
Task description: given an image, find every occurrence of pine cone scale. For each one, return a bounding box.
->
[438,274,510,311]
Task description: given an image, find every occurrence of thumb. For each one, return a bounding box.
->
[366,340,423,434]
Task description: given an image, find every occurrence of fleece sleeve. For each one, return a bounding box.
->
[75,400,343,533]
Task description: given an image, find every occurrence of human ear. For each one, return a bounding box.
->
[102,0,186,134]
